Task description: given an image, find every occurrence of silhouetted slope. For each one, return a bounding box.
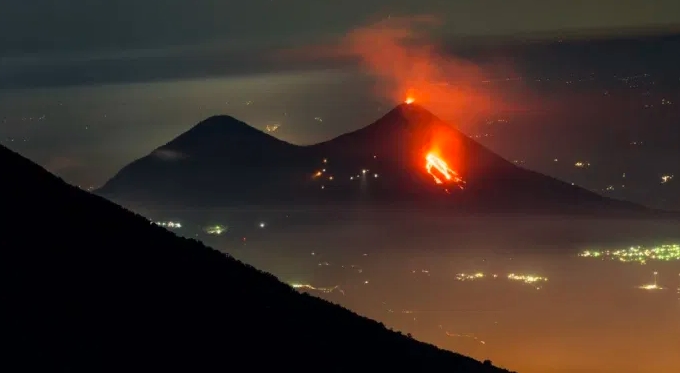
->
[97,105,645,213]
[100,115,309,204]
[309,104,643,211]
[0,145,513,372]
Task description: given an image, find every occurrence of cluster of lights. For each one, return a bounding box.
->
[661,175,673,184]
[311,159,332,189]
[507,274,548,287]
[574,161,591,168]
[579,244,680,264]
[308,145,464,194]
[638,272,664,291]
[455,273,487,281]
[311,158,381,189]
[265,124,280,133]
[156,221,181,229]
[349,170,379,180]
[204,225,227,235]
[454,272,547,289]
[638,284,663,290]
[290,283,344,295]
[445,332,486,345]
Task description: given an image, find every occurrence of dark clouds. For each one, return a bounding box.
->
[3,0,680,88]
[0,0,387,55]
[1,45,280,88]
[3,0,680,54]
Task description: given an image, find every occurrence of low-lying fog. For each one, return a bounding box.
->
[155,208,680,373]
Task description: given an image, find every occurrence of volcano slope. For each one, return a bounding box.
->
[97,103,648,215]
[0,144,513,372]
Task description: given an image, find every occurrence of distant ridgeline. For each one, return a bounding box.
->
[96,104,654,216]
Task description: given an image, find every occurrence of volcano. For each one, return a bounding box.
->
[97,104,647,214]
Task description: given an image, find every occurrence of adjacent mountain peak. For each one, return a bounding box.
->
[184,115,252,135]
[162,115,291,154]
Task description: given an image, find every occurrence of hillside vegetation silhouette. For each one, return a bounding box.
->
[0,144,513,372]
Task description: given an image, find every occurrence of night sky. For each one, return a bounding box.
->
[2,0,680,208]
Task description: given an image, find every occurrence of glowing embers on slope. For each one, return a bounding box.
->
[579,244,680,265]
[425,153,465,189]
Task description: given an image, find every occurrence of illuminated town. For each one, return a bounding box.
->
[638,272,665,291]
[453,272,547,288]
[204,225,227,235]
[579,244,680,264]
[264,124,280,133]
[507,274,549,289]
[455,272,487,281]
[289,283,344,295]
[155,221,182,229]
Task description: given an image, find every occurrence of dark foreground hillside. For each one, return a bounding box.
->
[0,145,513,372]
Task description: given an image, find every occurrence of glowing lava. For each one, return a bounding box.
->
[405,97,415,104]
[425,153,464,189]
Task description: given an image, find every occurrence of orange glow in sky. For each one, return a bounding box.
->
[339,16,511,124]
[425,152,464,189]
[279,15,532,126]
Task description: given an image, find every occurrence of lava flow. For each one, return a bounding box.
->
[425,153,464,189]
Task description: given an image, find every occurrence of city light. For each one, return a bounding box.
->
[290,283,344,295]
[638,272,665,290]
[508,273,548,289]
[455,273,486,281]
[579,244,680,264]
[156,221,181,229]
[204,225,227,235]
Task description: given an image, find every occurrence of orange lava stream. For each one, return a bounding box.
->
[425,153,464,189]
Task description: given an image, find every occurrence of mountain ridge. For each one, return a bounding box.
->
[0,143,514,372]
[96,104,654,215]
[163,114,296,153]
